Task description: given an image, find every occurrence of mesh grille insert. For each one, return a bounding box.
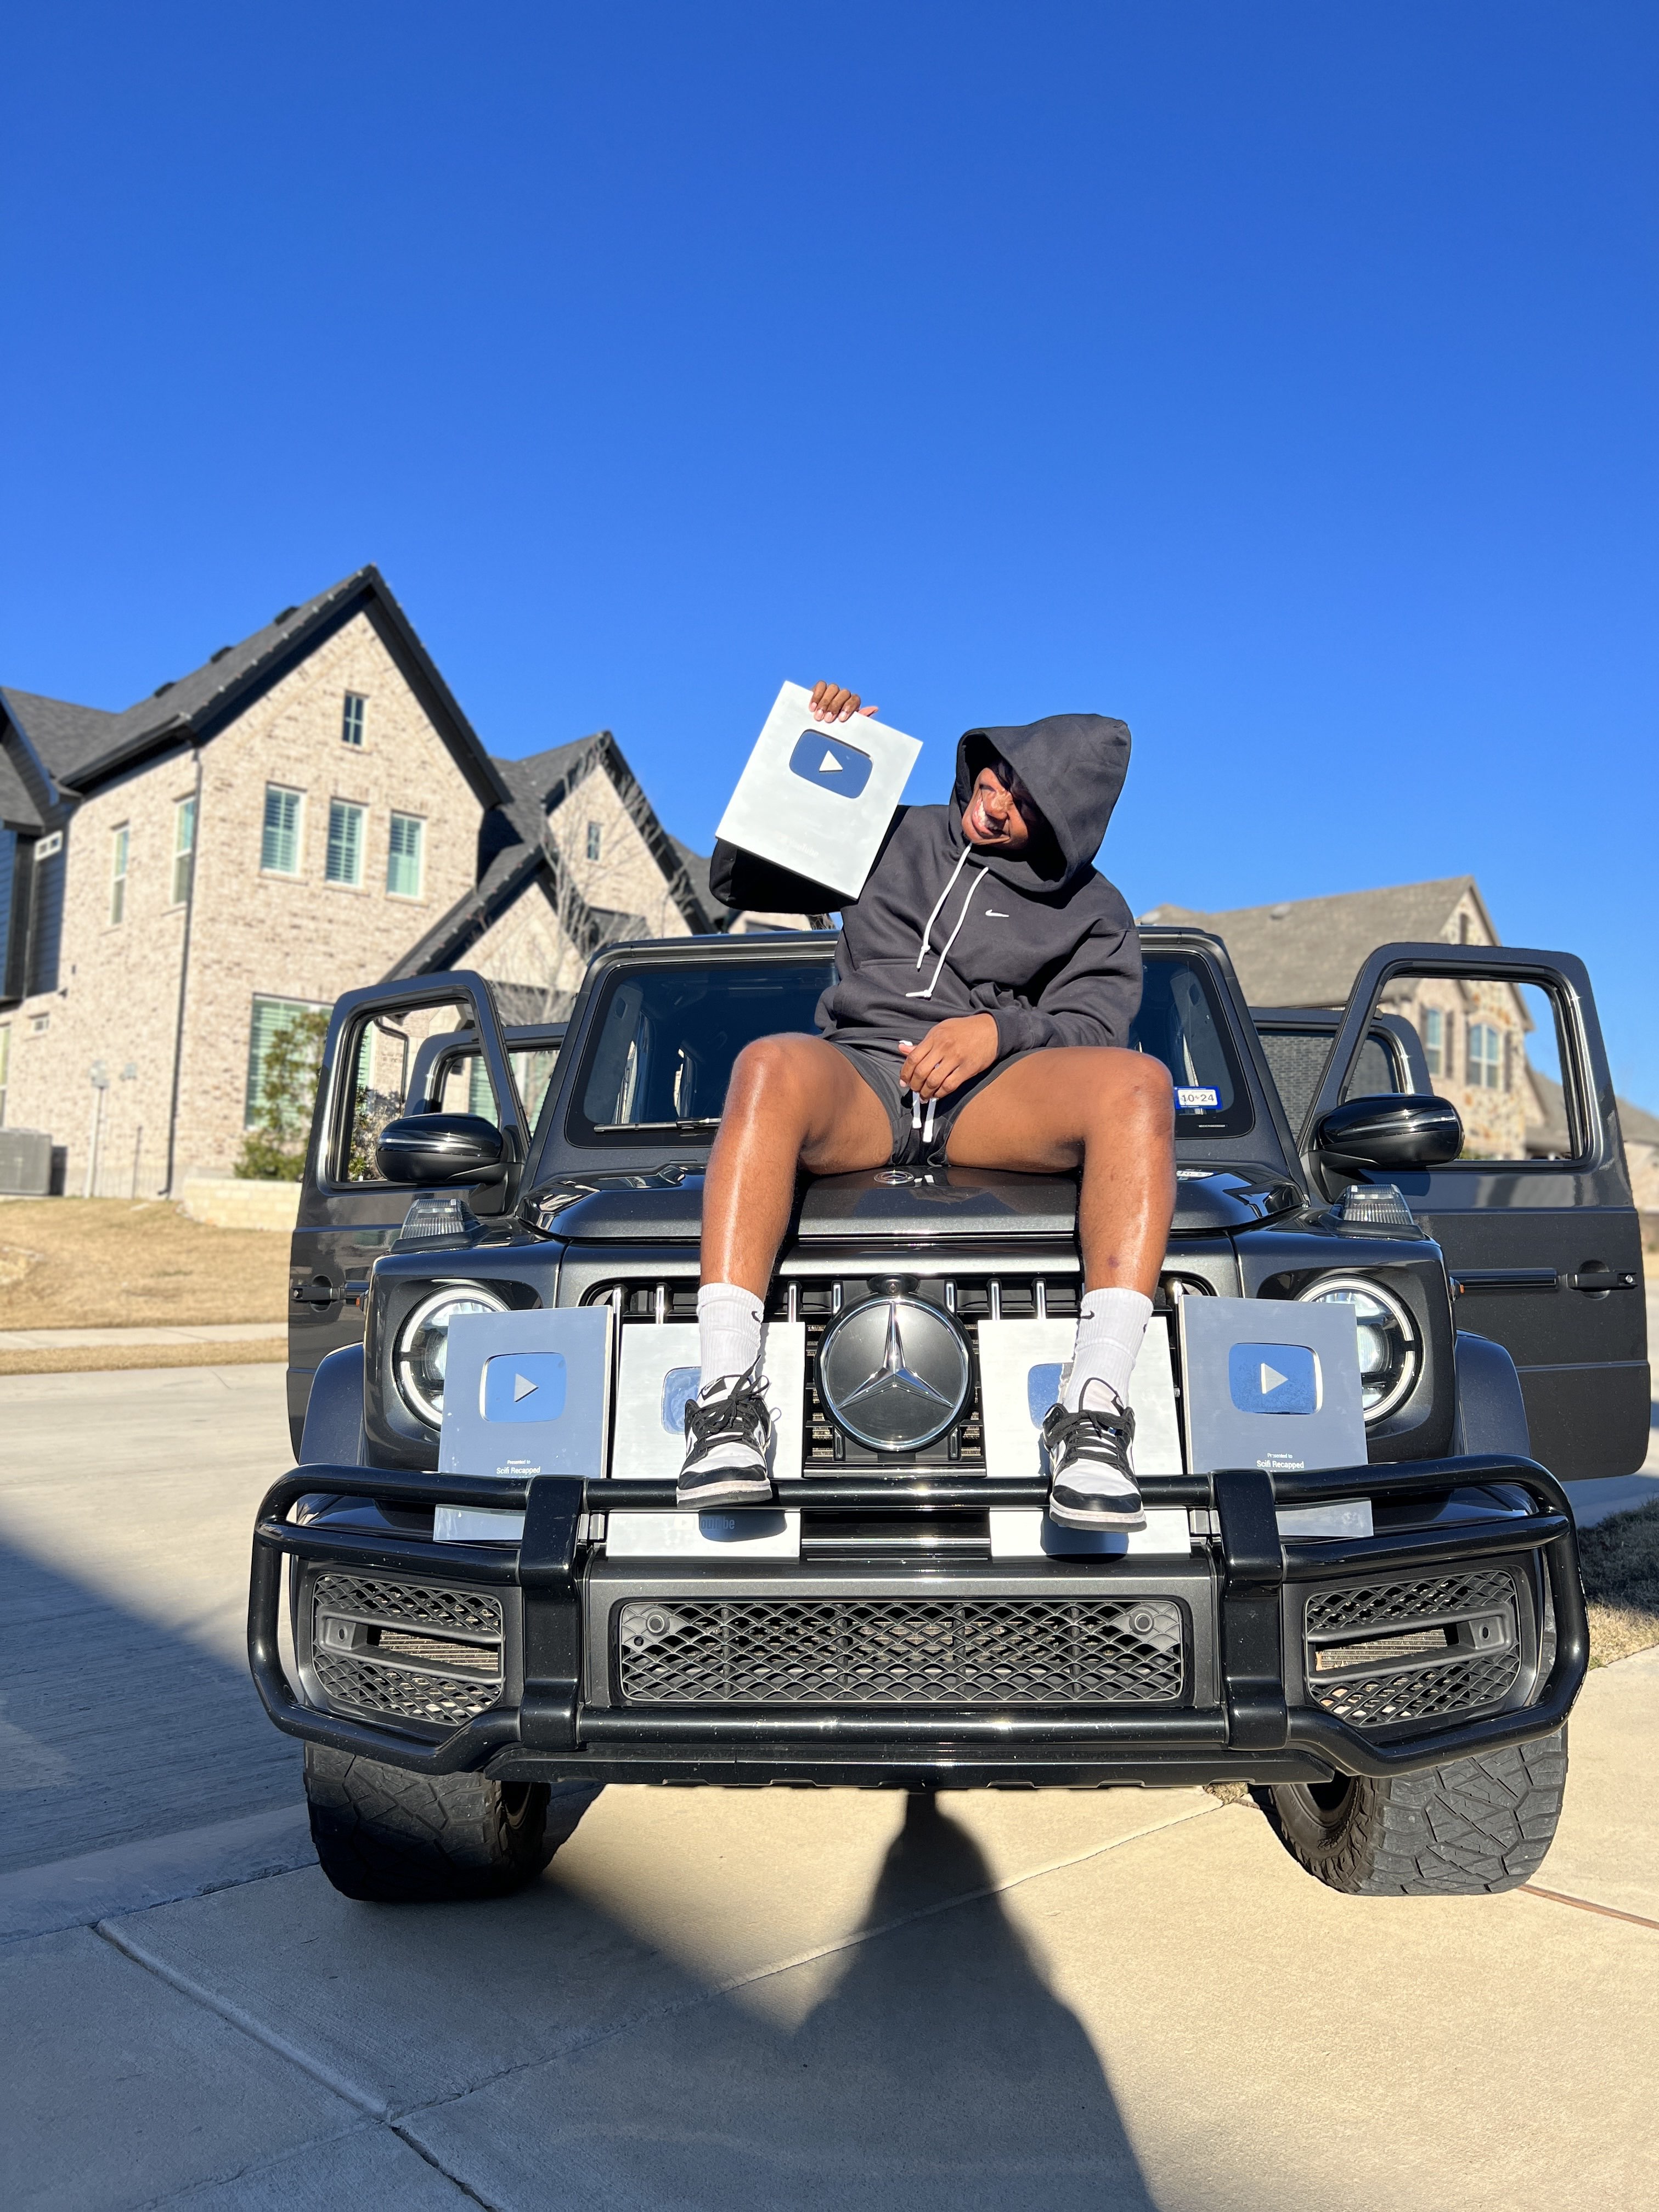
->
[1305,1570,1514,1639]
[313,1650,501,1727]
[313,1574,501,1637]
[614,1596,1186,1706]
[1308,1649,1520,1727]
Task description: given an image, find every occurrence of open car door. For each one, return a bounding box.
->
[285,970,528,1452]
[1301,941,1647,1481]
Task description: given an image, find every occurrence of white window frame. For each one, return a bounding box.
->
[171,795,196,906]
[325,799,366,889]
[386,811,425,900]
[341,692,367,747]
[1469,1021,1501,1091]
[109,824,129,925]
[261,785,303,876]
[245,992,331,1129]
[586,820,602,862]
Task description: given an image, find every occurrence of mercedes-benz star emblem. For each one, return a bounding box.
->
[816,1294,971,1452]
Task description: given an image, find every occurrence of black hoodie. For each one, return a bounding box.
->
[709,713,1141,1060]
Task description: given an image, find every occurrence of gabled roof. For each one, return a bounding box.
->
[1,567,510,811]
[1140,877,1490,1007]
[493,730,712,936]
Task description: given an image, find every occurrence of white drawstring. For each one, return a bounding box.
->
[913,843,977,970]
[906,860,986,1001]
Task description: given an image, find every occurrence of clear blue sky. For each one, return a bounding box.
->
[4,5,1654,1101]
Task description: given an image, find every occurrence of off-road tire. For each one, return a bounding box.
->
[304,1745,595,1903]
[1261,1726,1567,1895]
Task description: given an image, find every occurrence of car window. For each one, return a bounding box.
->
[1131,956,1255,1137]
[1260,1029,1402,1133]
[334,998,507,1183]
[567,961,836,1146]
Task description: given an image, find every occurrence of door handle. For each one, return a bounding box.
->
[290,1276,340,1311]
[1567,1266,1639,1295]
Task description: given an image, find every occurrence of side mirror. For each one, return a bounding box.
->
[1313,1093,1464,1169]
[375,1113,506,1186]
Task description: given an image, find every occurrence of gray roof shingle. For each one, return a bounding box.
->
[1141,877,1484,1006]
[2,568,507,809]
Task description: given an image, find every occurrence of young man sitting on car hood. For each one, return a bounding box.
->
[682,681,1177,1530]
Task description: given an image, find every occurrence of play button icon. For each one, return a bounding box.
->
[787,729,873,798]
[483,1351,568,1423]
[1227,1342,1319,1416]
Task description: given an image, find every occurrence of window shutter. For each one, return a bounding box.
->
[26,831,67,996]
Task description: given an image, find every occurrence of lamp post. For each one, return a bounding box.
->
[84,1061,110,1200]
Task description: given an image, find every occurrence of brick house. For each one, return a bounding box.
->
[1142,877,1658,1203]
[0,567,786,1194]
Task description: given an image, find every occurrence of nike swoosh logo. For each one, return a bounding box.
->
[985,910,1009,918]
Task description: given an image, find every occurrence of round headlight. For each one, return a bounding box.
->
[1294,1274,1419,1422]
[395,1285,509,1427]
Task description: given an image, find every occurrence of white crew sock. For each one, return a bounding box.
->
[697,1283,764,1391]
[1062,1288,1153,1413]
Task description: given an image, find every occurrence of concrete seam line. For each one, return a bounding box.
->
[394,1795,1227,2123]
[1520,1883,1659,1933]
[93,1920,394,2121]
[386,2121,505,2211]
[129,2119,382,2211]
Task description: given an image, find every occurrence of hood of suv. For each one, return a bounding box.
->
[536,1165,1304,1243]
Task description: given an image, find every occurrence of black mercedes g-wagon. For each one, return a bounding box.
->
[252,926,1647,1903]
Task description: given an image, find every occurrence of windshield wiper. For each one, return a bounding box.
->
[593,1118,721,1134]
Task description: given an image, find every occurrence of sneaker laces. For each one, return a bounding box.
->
[684,1372,770,1448]
[1045,1398,1136,1465]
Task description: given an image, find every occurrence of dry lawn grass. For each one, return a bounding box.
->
[0,1199,289,1330]
[1580,1498,1659,1668]
[0,1339,284,1377]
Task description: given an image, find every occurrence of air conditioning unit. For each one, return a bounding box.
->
[0,1128,54,1197]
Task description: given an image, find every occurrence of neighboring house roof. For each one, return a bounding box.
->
[669,837,721,928]
[0,742,44,833]
[1527,1066,1659,1152]
[0,567,510,812]
[1140,877,1493,1007]
[496,731,711,936]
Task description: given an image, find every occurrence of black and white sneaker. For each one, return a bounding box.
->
[677,1372,775,1509]
[1042,1395,1146,1530]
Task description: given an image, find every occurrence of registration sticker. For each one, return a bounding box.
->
[1176,1086,1221,1110]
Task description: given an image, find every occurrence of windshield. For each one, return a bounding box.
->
[555,947,1252,1152]
[566,960,836,1147]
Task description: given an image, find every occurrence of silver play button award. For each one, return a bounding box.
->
[816,1293,971,1452]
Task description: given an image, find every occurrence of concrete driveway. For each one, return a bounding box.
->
[1,1364,1655,2211]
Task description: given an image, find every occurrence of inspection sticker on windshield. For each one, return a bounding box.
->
[1176,1086,1221,1110]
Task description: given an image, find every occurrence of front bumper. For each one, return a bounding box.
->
[248,1458,1587,1791]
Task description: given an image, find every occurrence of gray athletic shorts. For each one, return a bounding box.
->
[827,1038,1039,1169]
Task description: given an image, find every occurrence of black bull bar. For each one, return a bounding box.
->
[249,1457,1587,1789]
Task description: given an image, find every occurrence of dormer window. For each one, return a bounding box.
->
[342,693,366,748]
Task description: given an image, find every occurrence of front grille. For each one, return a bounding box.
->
[1306,1570,1514,1638]
[313,1649,501,1727]
[1308,1650,1521,1727]
[613,1595,1186,1706]
[1303,1567,1522,1730]
[588,1274,1082,1471]
[312,1573,502,1638]
[309,1573,505,1730]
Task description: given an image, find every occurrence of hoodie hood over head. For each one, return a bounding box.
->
[953,713,1132,891]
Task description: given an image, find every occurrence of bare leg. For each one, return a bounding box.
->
[944,1047,1176,1293]
[702,1035,892,1295]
